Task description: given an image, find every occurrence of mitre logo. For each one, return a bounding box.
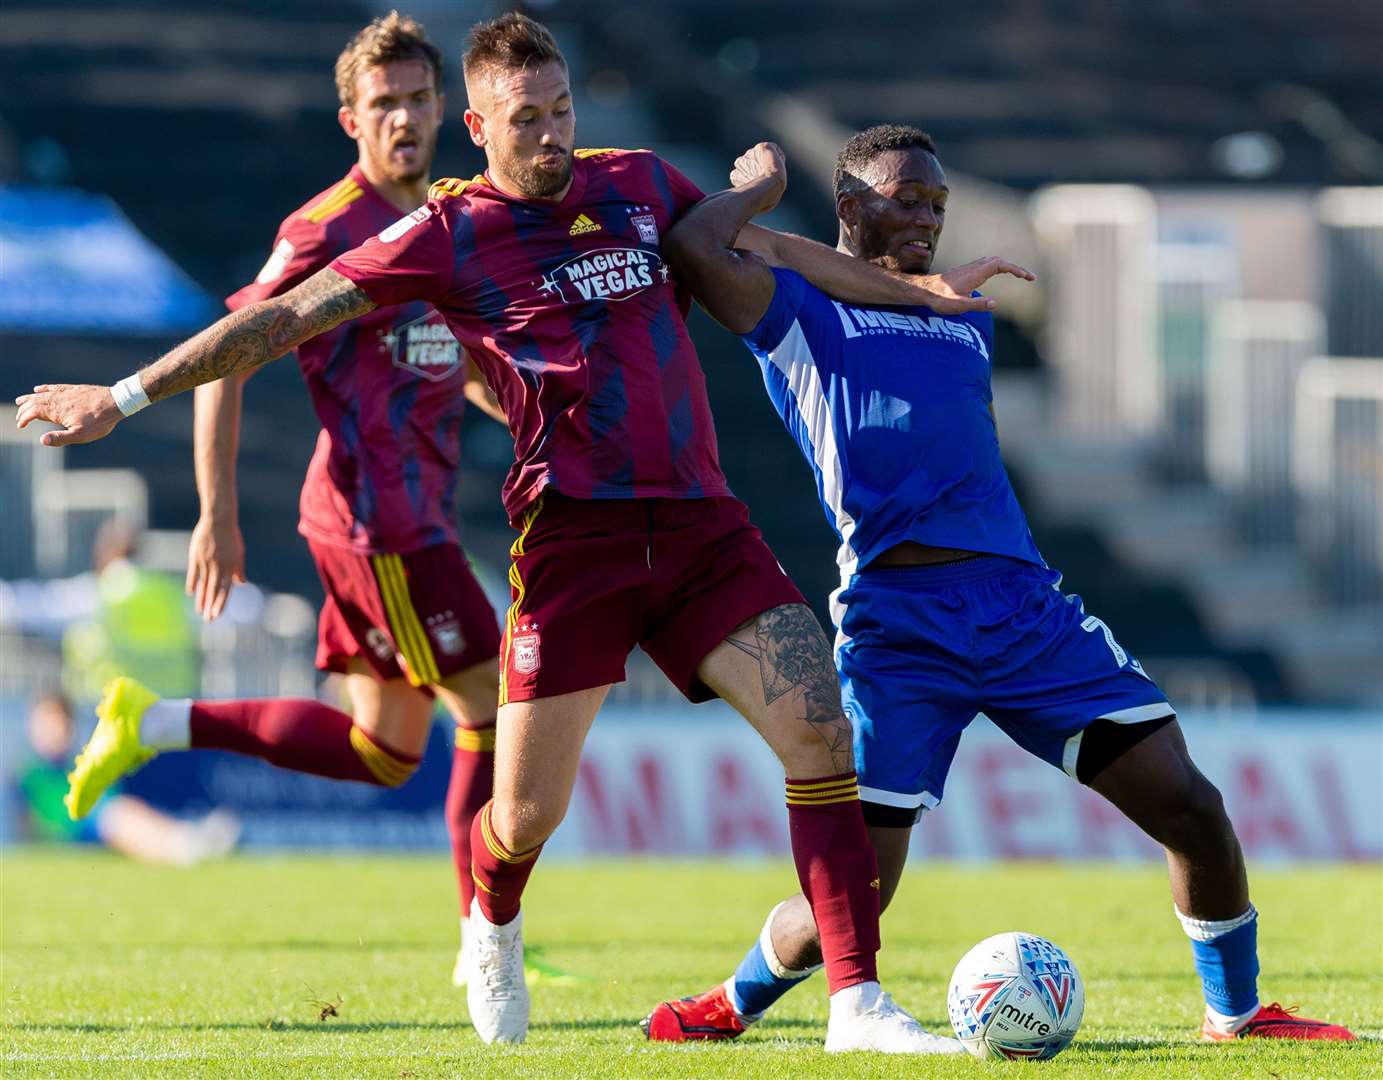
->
[384,312,462,382]
[536,246,671,304]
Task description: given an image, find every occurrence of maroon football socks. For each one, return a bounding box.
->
[189,698,420,786]
[785,772,881,992]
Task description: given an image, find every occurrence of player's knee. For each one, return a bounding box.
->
[489,797,563,853]
[440,659,501,727]
[771,706,855,778]
[1155,775,1232,854]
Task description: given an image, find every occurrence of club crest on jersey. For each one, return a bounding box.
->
[384,312,461,382]
[511,625,541,675]
[631,213,658,243]
[536,246,670,304]
[254,238,296,285]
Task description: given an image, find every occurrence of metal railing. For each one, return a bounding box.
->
[1029,184,1161,437]
[1206,300,1325,543]
[1293,357,1383,602]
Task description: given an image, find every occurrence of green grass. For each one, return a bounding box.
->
[2,851,1379,1078]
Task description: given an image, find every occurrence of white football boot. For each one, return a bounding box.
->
[451,915,470,988]
[466,898,529,1043]
[825,981,966,1054]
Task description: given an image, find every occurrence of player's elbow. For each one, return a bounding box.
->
[663,217,722,278]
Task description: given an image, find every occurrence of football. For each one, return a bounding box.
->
[947,931,1085,1060]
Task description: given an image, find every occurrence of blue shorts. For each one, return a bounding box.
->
[835,555,1172,822]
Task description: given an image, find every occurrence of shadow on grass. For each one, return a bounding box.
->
[12,1021,472,1034]
[13,1015,825,1037]
[3,939,437,953]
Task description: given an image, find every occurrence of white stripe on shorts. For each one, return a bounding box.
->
[1061,701,1175,778]
[859,784,942,813]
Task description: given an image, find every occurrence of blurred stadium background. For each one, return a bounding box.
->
[0,0,1379,863]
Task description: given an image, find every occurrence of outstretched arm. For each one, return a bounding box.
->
[15,268,375,446]
[739,225,1033,313]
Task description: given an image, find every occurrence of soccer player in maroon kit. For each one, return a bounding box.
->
[20,13,1024,1052]
[74,14,508,984]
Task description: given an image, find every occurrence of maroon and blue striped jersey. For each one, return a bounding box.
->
[330,148,730,522]
[228,165,468,555]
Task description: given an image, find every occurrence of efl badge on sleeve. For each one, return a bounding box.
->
[255,238,296,285]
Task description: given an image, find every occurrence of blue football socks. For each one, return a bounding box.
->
[1176,905,1260,1019]
[727,902,822,1020]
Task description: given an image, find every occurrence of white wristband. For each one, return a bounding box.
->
[110,374,151,417]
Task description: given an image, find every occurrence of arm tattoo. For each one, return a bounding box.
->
[726,604,854,773]
[139,269,375,403]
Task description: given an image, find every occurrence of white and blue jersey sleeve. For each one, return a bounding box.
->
[742,267,1043,578]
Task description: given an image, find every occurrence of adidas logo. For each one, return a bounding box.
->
[568,214,600,236]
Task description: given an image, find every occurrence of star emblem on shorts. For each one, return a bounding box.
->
[658,264,671,283]
[537,277,560,296]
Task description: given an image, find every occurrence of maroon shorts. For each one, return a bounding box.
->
[306,539,501,689]
[499,493,805,705]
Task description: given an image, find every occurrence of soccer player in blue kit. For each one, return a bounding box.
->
[642,127,1354,1047]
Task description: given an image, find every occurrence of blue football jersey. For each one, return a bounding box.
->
[742,268,1044,574]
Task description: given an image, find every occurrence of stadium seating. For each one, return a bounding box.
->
[1,0,1378,706]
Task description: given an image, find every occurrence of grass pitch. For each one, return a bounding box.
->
[2,851,1379,1078]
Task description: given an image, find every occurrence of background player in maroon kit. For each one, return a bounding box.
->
[18,13,1026,1053]
[75,14,508,985]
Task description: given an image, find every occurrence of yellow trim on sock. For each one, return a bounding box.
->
[348,725,417,786]
[785,776,859,793]
[455,725,497,753]
[785,785,857,802]
[479,803,540,865]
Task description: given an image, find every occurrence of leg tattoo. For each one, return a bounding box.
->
[727,605,853,772]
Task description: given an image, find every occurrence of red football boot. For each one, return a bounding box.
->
[1201,1002,1356,1041]
[641,982,751,1042]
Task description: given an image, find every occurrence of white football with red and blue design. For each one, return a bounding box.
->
[947,931,1084,1060]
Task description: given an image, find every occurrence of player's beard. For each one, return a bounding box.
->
[381,130,436,185]
[495,145,572,199]
[854,214,935,275]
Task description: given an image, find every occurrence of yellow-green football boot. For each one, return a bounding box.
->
[65,677,160,819]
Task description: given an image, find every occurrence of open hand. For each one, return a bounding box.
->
[15,384,124,446]
[899,257,1037,313]
[186,515,247,621]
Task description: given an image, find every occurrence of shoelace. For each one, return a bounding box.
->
[699,997,742,1029]
[1259,1003,1297,1017]
[476,935,523,999]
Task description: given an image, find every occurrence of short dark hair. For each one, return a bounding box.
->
[463,12,566,85]
[833,125,938,198]
[335,11,443,108]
